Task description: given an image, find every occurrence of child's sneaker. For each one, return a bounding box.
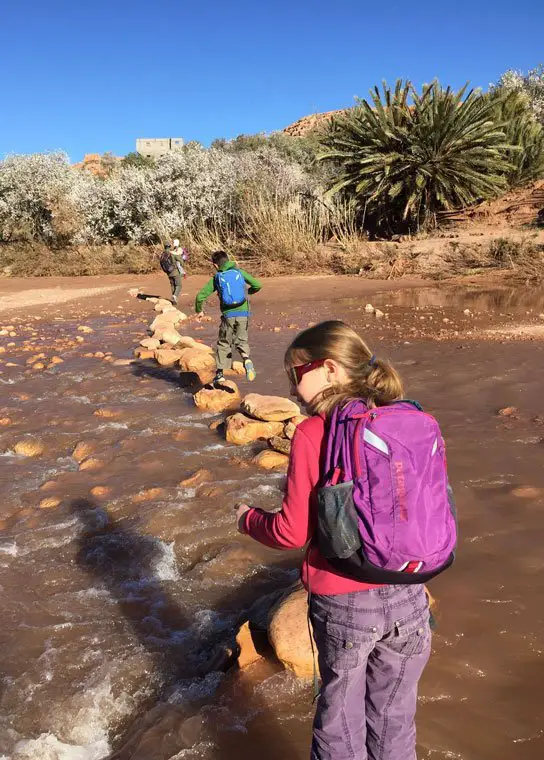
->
[244,359,256,382]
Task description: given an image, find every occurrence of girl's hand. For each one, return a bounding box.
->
[235,503,251,534]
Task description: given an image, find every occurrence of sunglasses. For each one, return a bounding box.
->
[288,359,326,386]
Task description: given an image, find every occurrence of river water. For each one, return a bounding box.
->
[1,281,543,760]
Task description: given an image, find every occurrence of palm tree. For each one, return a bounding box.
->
[319,80,513,233]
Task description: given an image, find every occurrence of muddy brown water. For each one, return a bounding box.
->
[1,278,544,760]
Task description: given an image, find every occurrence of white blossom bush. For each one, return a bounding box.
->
[494,65,544,123]
[0,152,90,243]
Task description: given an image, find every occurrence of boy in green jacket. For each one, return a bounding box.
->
[195,251,262,388]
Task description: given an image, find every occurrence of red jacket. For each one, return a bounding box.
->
[243,415,380,595]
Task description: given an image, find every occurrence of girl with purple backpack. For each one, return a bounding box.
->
[236,320,456,760]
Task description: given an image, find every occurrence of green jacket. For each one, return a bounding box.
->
[195,261,262,316]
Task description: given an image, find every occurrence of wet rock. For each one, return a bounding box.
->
[39,496,61,509]
[209,418,225,432]
[511,486,543,499]
[90,486,111,498]
[40,480,57,491]
[13,438,45,457]
[171,430,190,442]
[77,325,94,334]
[179,348,216,374]
[132,487,166,503]
[193,381,241,412]
[179,468,213,487]
[32,362,46,371]
[155,347,186,367]
[72,441,95,463]
[79,457,104,471]
[94,408,122,419]
[196,484,223,498]
[0,417,13,426]
[268,436,292,456]
[463,309,472,316]
[112,359,132,367]
[497,406,518,417]
[364,303,375,313]
[236,621,264,669]
[284,414,308,439]
[134,348,155,360]
[226,361,245,376]
[241,393,300,422]
[268,587,315,679]
[253,450,290,470]
[49,356,64,365]
[374,309,385,319]
[225,414,284,446]
[140,337,161,350]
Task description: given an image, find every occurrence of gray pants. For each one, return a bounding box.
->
[216,316,250,372]
[168,274,182,303]
[310,585,431,760]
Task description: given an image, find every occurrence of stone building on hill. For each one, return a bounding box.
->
[136,138,184,158]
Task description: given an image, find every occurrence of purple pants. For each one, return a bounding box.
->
[310,584,431,760]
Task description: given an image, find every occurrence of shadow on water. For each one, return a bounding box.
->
[130,360,203,392]
[71,498,301,760]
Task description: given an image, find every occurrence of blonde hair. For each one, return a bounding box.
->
[284,320,404,415]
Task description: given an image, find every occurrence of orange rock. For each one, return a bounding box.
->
[72,441,95,463]
[90,486,111,498]
[179,348,216,374]
[236,621,264,669]
[252,450,290,470]
[94,408,122,419]
[0,417,12,426]
[497,407,518,417]
[225,414,284,446]
[179,468,213,487]
[14,438,45,457]
[154,348,186,367]
[193,381,241,413]
[40,480,57,491]
[79,458,104,471]
[134,348,155,360]
[171,430,189,442]
[197,484,223,498]
[511,486,543,499]
[39,496,61,509]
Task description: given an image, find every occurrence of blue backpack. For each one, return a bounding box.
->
[215,268,246,309]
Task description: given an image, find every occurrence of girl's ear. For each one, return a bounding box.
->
[323,358,339,383]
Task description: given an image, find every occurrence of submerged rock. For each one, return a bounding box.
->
[225,414,284,446]
[241,393,300,422]
[253,450,290,470]
[13,438,45,457]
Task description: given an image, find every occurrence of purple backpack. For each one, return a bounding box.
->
[317,399,457,584]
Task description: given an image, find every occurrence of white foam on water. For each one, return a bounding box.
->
[152,539,180,581]
[94,422,129,431]
[0,541,18,556]
[0,377,16,384]
[12,734,110,760]
[168,672,224,706]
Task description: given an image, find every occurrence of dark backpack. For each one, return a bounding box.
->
[160,250,177,275]
[214,268,246,309]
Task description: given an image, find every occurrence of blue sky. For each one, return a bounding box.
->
[1,0,542,162]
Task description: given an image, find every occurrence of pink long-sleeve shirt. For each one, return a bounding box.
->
[243,415,379,595]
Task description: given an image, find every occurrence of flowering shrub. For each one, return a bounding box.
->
[494,65,544,123]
